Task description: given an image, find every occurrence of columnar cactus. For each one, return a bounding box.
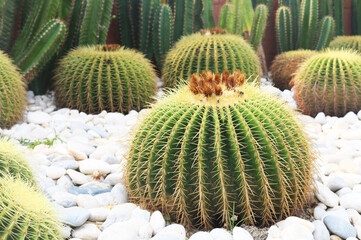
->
[55,45,157,114]
[162,30,261,88]
[249,4,268,50]
[0,51,26,128]
[0,140,36,185]
[292,50,361,117]
[128,70,316,229]
[0,177,63,239]
[275,6,293,53]
[329,36,361,53]
[270,50,317,90]
[353,0,361,35]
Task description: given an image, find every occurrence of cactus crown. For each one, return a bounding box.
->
[95,44,122,52]
[200,27,228,35]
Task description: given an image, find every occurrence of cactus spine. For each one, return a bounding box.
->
[153,4,173,67]
[0,177,63,239]
[0,140,36,186]
[14,19,66,80]
[276,7,293,53]
[128,70,316,229]
[329,36,361,54]
[0,51,26,129]
[249,4,268,50]
[79,0,113,45]
[162,31,261,88]
[270,50,317,90]
[55,45,157,114]
[314,16,335,51]
[292,50,361,117]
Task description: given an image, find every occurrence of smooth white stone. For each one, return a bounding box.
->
[111,183,128,204]
[98,221,138,240]
[150,211,165,235]
[156,224,186,240]
[280,224,313,240]
[327,176,348,192]
[189,232,213,240]
[131,207,151,222]
[314,206,327,220]
[105,173,124,185]
[312,220,330,240]
[57,175,74,189]
[337,187,352,197]
[79,159,111,175]
[101,203,137,230]
[138,222,153,240]
[67,169,90,185]
[340,193,361,213]
[76,194,100,209]
[315,181,339,207]
[72,223,100,240]
[46,166,66,180]
[89,207,110,222]
[209,228,232,240]
[315,112,327,124]
[52,191,77,208]
[67,146,87,161]
[94,192,115,206]
[28,111,51,124]
[233,227,254,240]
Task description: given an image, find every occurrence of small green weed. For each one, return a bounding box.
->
[18,133,64,149]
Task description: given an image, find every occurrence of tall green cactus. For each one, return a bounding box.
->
[162,31,261,88]
[353,0,361,35]
[13,19,67,80]
[193,0,203,32]
[0,177,63,240]
[153,4,173,67]
[139,0,157,58]
[0,0,19,52]
[276,6,293,53]
[293,50,361,117]
[127,70,316,229]
[219,4,234,33]
[79,0,113,45]
[299,0,318,49]
[249,4,268,50]
[278,0,299,49]
[314,16,335,51]
[0,51,26,129]
[55,45,157,114]
[334,0,344,36]
[201,0,214,29]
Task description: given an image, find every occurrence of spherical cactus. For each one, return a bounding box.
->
[292,50,361,117]
[329,36,361,53]
[162,28,261,88]
[127,70,316,229]
[55,44,157,114]
[0,140,36,185]
[0,177,63,239]
[270,50,317,90]
[0,51,26,128]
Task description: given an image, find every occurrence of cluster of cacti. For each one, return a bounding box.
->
[353,0,361,35]
[0,51,26,129]
[0,177,62,239]
[116,0,208,67]
[219,2,269,50]
[292,50,361,117]
[55,45,157,114]
[162,30,261,88]
[0,140,36,185]
[270,50,316,90]
[329,36,361,53]
[127,70,316,229]
[276,0,336,53]
[319,0,344,36]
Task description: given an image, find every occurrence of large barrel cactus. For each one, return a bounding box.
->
[55,45,157,114]
[127,70,316,229]
[0,51,26,129]
[0,140,36,185]
[162,29,261,88]
[0,177,63,239]
[292,50,361,117]
[329,36,361,53]
[270,50,317,90]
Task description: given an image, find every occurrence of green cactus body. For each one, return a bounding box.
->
[275,6,293,53]
[314,16,335,51]
[153,4,173,67]
[270,50,317,90]
[293,50,361,117]
[193,0,203,33]
[139,0,155,58]
[0,140,36,185]
[299,0,318,49]
[353,0,361,35]
[329,36,361,54]
[58,0,75,23]
[201,0,214,29]
[79,0,113,45]
[128,70,316,229]
[249,4,268,51]
[183,0,193,35]
[162,31,261,88]
[219,4,234,34]
[55,45,157,114]
[14,19,67,80]
[0,51,26,128]
[0,177,62,239]
[172,0,185,42]
[334,0,344,36]
[0,0,18,51]
[117,0,133,48]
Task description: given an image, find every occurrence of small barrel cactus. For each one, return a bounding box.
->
[127,70,316,229]
[0,140,36,185]
[329,36,361,53]
[0,177,63,239]
[292,50,361,117]
[162,28,261,88]
[0,51,26,129]
[270,50,317,90]
[55,44,157,114]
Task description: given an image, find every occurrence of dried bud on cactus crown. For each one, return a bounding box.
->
[95,44,121,52]
[200,27,227,35]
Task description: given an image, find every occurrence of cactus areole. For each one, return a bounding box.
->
[127,70,316,229]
